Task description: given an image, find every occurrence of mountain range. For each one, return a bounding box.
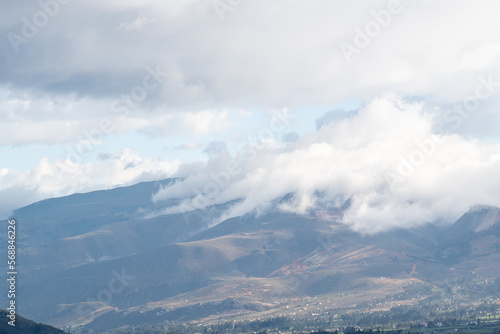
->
[1,178,500,332]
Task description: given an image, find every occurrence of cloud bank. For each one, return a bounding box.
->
[2,0,500,140]
[154,95,500,233]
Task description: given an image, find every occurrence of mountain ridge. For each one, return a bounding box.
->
[1,179,499,331]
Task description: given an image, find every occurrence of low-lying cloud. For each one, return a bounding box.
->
[154,94,500,233]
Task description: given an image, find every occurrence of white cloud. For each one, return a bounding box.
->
[180,110,232,136]
[0,87,236,146]
[0,149,180,218]
[154,94,500,233]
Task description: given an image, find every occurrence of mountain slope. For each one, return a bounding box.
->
[2,179,500,331]
[0,309,65,334]
[438,205,500,276]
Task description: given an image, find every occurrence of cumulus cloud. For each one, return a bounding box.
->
[153,94,500,233]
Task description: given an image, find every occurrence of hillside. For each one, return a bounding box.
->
[0,309,65,334]
[1,180,500,331]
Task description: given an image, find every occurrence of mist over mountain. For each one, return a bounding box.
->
[152,96,500,234]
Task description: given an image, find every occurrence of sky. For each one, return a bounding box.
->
[1,0,500,232]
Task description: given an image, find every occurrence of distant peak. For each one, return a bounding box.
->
[451,205,500,235]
